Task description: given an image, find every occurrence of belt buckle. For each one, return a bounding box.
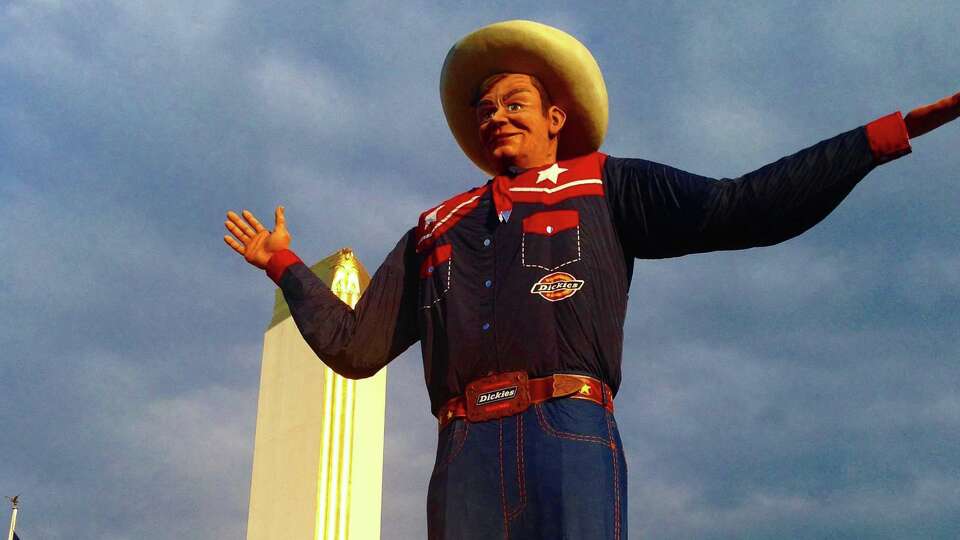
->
[464,371,531,422]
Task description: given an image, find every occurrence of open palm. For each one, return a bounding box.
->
[223,206,291,269]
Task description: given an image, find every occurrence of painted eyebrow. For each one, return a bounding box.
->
[476,88,533,108]
[502,88,532,100]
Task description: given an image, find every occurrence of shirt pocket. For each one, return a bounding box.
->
[419,243,453,309]
[521,209,581,271]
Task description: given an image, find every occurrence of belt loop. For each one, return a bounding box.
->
[600,380,613,411]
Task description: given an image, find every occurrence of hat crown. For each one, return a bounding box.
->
[440,20,608,176]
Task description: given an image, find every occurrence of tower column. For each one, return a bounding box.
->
[246,249,386,540]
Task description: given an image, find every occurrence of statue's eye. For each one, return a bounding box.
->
[478,107,495,121]
[507,103,522,112]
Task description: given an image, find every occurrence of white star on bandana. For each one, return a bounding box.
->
[536,163,568,184]
[424,204,443,229]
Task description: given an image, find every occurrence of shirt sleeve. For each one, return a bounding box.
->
[604,114,912,259]
[265,227,421,379]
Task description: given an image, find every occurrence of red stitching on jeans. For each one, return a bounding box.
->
[435,421,469,473]
[507,414,527,520]
[605,413,621,540]
[535,403,609,445]
[499,418,510,538]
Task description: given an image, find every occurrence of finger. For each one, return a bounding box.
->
[243,209,267,233]
[275,205,286,229]
[905,91,960,138]
[245,230,269,263]
[227,210,257,237]
[223,235,246,255]
[935,91,960,108]
[227,210,257,238]
[225,221,251,243]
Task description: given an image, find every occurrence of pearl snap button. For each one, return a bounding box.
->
[546,225,554,234]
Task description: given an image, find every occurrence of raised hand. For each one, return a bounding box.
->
[905,91,960,139]
[223,206,291,269]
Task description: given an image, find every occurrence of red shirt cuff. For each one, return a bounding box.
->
[266,249,303,284]
[865,111,912,165]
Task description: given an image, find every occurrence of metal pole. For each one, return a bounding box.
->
[6,505,17,540]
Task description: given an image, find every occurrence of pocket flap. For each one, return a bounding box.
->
[420,244,452,278]
[522,210,579,236]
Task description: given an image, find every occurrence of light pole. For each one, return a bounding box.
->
[5,495,18,540]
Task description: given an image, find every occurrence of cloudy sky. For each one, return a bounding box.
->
[2,1,958,538]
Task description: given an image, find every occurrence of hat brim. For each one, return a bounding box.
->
[440,20,608,176]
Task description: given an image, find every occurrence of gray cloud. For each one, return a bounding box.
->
[2,1,958,539]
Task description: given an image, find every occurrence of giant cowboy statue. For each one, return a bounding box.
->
[224,20,959,539]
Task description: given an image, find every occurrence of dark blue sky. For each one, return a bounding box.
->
[2,1,958,538]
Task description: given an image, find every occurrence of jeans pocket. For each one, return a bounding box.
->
[431,420,469,475]
[534,399,611,447]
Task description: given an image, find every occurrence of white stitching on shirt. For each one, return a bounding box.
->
[508,179,602,195]
[418,195,482,247]
[420,255,452,309]
[521,225,582,271]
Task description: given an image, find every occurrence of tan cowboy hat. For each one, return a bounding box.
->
[440,20,608,176]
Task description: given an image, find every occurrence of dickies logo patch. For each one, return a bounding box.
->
[476,386,518,406]
[530,272,585,302]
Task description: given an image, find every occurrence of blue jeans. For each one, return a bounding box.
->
[427,397,628,539]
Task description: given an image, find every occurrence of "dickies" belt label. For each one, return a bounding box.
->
[475,386,518,406]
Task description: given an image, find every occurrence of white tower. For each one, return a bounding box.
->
[246,249,387,540]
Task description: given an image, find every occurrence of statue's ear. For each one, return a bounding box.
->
[548,105,567,137]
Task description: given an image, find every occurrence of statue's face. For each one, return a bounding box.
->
[475,73,564,173]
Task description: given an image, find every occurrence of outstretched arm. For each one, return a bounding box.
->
[606,111,919,259]
[224,207,420,378]
[607,89,960,260]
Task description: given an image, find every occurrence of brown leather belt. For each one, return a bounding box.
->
[436,371,614,431]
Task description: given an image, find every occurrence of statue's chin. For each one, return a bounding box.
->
[485,152,518,175]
